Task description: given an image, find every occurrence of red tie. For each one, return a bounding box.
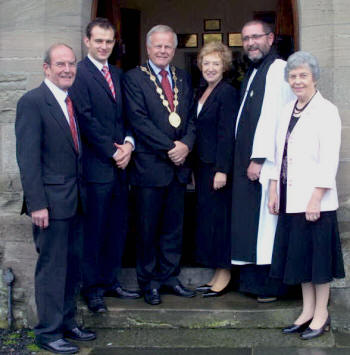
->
[102,65,116,99]
[65,96,79,152]
[160,69,174,111]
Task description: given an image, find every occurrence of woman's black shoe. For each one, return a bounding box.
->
[202,284,231,298]
[300,316,331,340]
[195,284,212,292]
[282,319,312,334]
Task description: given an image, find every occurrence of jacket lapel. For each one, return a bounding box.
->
[42,83,78,154]
[85,57,116,102]
[197,79,225,119]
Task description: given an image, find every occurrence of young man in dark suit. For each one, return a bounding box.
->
[123,25,196,305]
[16,43,95,354]
[69,18,140,313]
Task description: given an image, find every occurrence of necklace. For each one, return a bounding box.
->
[293,91,317,114]
[140,63,181,128]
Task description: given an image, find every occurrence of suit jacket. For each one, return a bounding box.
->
[69,57,126,183]
[15,82,84,219]
[194,80,238,173]
[270,91,341,213]
[123,63,196,187]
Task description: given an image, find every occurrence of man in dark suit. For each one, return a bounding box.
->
[16,43,95,354]
[123,25,196,305]
[69,18,140,313]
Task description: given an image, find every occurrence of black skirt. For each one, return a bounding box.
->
[270,210,345,285]
[194,162,231,268]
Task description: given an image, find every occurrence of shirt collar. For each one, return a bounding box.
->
[148,59,170,76]
[44,78,68,102]
[88,53,108,72]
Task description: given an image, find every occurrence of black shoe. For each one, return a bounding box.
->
[35,338,79,354]
[195,284,212,292]
[105,285,142,299]
[282,319,312,334]
[64,327,96,341]
[165,283,196,298]
[144,288,161,305]
[202,284,231,298]
[300,316,331,340]
[84,294,107,313]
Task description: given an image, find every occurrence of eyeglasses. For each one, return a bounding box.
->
[288,73,312,80]
[242,33,270,43]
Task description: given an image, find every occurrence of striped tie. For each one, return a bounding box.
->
[102,65,116,99]
[65,96,79,152]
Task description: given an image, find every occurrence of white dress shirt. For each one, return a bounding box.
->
[44,78,70,124]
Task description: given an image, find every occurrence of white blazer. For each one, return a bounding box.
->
[270,91,341,213]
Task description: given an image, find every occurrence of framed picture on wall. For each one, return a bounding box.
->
[228,33,242,47]
[202,33,223,45]
[177,34,198,48]
[204,19,221,31]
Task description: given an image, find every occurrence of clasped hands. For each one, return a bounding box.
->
[168,140,189,166]
[113,142,133,169]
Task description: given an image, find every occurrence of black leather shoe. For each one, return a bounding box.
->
[64,327,96,341]
[195,284,212,292]
[166,284,196,298]
[300,316,331,340]
[35,338,79,354]
[201,284,230,298]
[282,319,312,334]
[105,285,142,299]
[84,294,107,313]
[144,288,161,305]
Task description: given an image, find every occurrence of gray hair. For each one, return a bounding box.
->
[44,43,75,65]
[285,51,320,81]
[146,24,178,48]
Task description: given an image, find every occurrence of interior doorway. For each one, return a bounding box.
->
[90,0,299,266]
[92,0,298,75]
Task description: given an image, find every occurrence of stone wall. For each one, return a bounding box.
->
[0,0,350,328]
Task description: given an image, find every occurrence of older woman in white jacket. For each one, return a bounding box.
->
[268,51,345,340]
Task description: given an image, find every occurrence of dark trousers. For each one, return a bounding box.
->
[82,179,128,295]
[33,214,82,343]
[134,179,186,291]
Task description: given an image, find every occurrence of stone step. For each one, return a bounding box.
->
[79,291,302,330]
[77,328,335,352]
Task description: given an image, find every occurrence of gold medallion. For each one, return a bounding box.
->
[169,112,181,128]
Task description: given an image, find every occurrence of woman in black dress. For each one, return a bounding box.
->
[194,41,239,297]
[268,51,345,339]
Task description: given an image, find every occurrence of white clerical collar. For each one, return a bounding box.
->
[88,53,108,72]
[44,78,68,101]
[148,60,170,76]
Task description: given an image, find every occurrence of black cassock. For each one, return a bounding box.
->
[231,50,288,297]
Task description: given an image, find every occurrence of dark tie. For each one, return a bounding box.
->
[160,69,174,111]
[102,65,116,99]
[65,96,79,152]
